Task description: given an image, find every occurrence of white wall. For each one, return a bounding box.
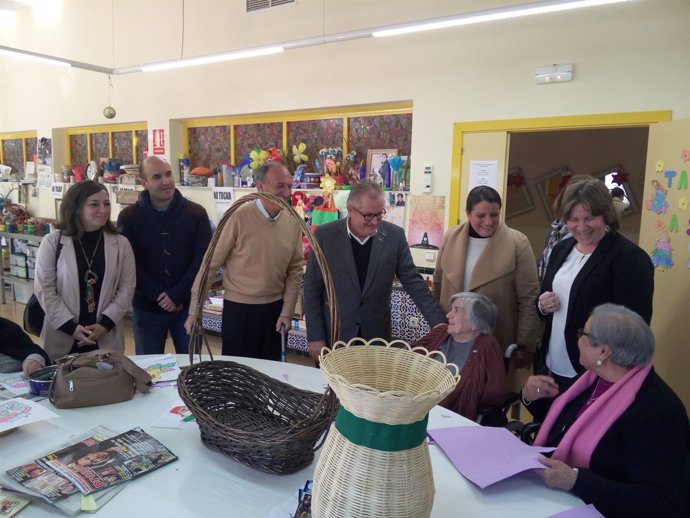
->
[1,1,688,196]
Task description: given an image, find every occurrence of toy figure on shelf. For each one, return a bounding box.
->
[649,219,673,271]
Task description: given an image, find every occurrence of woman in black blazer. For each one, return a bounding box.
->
[536,177,654,391]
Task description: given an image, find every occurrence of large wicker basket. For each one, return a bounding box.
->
[178,192,339,475]
[312,339,460,518]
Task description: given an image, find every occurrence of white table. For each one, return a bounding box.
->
[1,355,583,517]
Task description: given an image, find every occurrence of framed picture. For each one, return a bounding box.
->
[366,149,397,187]
[535,167,571,221]
[594,164,638,218]
[505,167,535,220]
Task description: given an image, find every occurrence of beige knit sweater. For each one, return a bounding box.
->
[189,202,304,318]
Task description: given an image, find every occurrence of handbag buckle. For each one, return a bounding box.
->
[68,380,74,392]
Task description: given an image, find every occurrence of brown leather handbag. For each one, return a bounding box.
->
[49,351,152,409]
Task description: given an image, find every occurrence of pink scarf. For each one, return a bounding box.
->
[534,362,653,468]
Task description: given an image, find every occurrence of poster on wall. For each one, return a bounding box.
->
[408,195,445,250]
[212,187,234,223]
[469,160,498,190]
[383,191,406,228]
[50,182,64,199]
[152,129,165,156]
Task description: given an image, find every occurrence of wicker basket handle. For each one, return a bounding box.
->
[187,191,340,365]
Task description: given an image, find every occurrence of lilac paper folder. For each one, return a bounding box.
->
[427,426,556,488]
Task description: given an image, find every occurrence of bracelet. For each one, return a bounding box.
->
[521,392,533,406]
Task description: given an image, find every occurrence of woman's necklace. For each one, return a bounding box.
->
[78,232,103,313]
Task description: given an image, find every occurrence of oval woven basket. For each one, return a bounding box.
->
[178,192,339,475]
[312,338,460,518]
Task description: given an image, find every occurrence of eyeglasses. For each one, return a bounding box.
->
[577,328,593,340]
[351,207,386,222]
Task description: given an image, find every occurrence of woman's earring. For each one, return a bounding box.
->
[596,359,603,367]
[604,225,610,233]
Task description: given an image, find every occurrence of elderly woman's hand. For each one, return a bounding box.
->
[538,291,560,314]
[536,456,578,491]
[522,375,559,402]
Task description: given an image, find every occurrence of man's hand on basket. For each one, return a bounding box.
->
[308,340,326,364]
[184,315,195,336]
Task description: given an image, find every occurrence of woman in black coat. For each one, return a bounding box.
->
[536,177,653,391]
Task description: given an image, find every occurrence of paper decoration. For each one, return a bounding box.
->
[655,160,664,173]
[681,150,690,163]
[644,180,670,214]
[679,197,688,211]
[132,354,180,384]
[649,220,673,271]
[150,399,198,430]
[0,397,58,433]
[678,170,688,190]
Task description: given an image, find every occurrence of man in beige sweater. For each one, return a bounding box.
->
[185,163,303,360]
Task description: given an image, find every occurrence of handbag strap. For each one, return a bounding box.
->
[117,354,153,393]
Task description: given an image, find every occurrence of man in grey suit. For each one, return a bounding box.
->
[304,181,446,359]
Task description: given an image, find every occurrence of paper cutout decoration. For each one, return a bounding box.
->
[611,168,629,186]
[679,197,688,211]
[669,214,679,233]
[655,160,664,173]
[681,149,690,163]
[644,180,670,214]
[292,143,308,165]
[649,220,673,271]
[679,170,688,190]
[664,170,677,188]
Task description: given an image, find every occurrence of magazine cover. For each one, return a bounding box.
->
[1,426,124,516]
[6,428,177,503]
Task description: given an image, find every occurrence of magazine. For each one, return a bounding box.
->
[6,428,177,503]
[1,426,124,516]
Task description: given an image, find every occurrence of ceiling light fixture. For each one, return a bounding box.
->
[140,46,284,72]
[372,0,632,38]
[0,0,632,75]
[0,45,70,67]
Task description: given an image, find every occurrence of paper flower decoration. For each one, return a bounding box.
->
[325,158,337,175]
[655,160,664,173]
[292,143,308,164]
[320,174,336,192]
[681,149,690,163]
[250,147,268,170]
[267,147,284,163]
[679,197,688,211]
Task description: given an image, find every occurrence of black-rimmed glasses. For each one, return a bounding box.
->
[351,207,386,222]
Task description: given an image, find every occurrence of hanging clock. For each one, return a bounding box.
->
[86,160,99,181]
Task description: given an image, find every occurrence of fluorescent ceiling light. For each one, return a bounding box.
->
[0,0,633,74]
[0,46,69,67]
[141,46,284,72]
[372,0,632,37]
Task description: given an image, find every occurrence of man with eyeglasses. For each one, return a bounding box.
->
[304,181,445,359]
[118,155,212,355]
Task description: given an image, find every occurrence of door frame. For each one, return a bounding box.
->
[448,111,672,226]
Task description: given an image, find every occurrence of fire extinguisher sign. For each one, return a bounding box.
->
[152,129,165,155]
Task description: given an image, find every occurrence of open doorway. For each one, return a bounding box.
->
[504,126,648,258]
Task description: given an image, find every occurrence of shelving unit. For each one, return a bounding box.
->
[0,231,43,304]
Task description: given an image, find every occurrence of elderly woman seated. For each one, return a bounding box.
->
[522,303,689,518]
[413,292,506,422]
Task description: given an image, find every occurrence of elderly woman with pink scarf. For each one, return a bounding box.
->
[521,304,689,518]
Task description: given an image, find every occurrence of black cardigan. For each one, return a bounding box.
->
[0,317,50,364]
[530,369,689,518]
[539,231,654,373]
